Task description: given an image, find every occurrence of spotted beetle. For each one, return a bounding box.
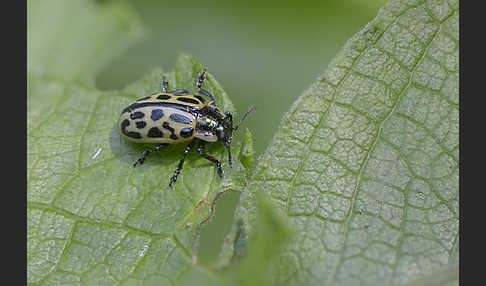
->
[119,69,255,186]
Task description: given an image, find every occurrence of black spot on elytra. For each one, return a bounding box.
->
[180,127,194,138]
[121,117,142,139]
[130,111,145,120]
[147,127,163,138]
[136,96,151,101]
[177,97,200,104]
[169,113,192,124]
[135,121,147,129]
[120,119,130,133]
[163,122,178,140]
[157,94,171,100]
[194,95,205,103]
[151,109,164,121]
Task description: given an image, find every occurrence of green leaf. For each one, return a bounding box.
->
[229,0,459,285]
[27,0,144,87]
[28,0,459,285]
[178,193,294,286]
[223,193,294,286]
[27,1,254,284]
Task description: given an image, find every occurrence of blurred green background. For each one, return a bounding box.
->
[95,0,387,267]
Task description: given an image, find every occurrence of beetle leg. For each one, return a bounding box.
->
[161,75,168,93]
[199,88,215,103]
[169,140,196,186]
[133,143,169,167]
[226,143,232,168]
[197,69,215,103]
[197,140,223,178]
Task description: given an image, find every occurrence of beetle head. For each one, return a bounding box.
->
[218,106,255,168]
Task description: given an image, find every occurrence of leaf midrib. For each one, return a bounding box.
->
[28,203,170,239]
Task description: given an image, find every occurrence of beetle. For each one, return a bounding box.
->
[118,69,255,186]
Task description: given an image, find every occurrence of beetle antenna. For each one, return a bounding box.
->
[233,105,256,131]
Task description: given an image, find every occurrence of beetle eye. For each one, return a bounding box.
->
[224,112,233,120]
